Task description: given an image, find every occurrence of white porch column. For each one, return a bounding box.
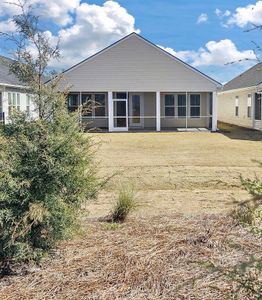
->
[212,91,218,132]
[251,93,256,129]
[156,91,161,131]
[108,91,113,132]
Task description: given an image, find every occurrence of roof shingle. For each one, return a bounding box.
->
[0,55,25,86]
[223,62,262,91]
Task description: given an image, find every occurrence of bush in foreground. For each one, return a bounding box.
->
[0,1,97,271]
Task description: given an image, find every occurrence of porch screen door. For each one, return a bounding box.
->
[113,99,128,131]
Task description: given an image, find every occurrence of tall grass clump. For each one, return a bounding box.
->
[111,185,137,223]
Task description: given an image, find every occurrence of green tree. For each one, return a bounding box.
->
[0,1,97,272]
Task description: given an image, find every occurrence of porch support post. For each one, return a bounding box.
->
[212,91,217,132]
[156,91,161,131]
[261,94,262,129]
[108,91,113,132]
[251,93,256,129]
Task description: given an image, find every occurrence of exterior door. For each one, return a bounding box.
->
[129,93,144,127]
[113,99,128,131]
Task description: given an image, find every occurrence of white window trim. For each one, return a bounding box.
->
[8,92,21,112]
[189,94,201,119]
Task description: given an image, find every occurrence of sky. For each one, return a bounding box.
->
[0,0,261,84]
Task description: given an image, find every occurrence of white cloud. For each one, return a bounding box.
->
[0,0,80,26]
[160,39,256,67]
[0,0,140,68]
[197,13,208,24]
[0,19,16,33]
[50,1,140,68]
[215,9,231,18]
[228,1,262,27]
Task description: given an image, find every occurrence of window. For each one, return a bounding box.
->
[8,92,20,115]
[81,93,92,116]
[164,94,175,117]
[255,93,261,121]
[68,93,79,112]
[94,94,106,116]
[80,93,106,117]
[235,96,239,117]
[26,94,32,116]
[190,94,200,118]
[177,94,186,117]
[17,93,20,111]
[247,94,252,118]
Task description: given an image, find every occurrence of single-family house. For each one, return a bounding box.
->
[60,33,221,132]
[218,62,262,130]
[0,56,35,124]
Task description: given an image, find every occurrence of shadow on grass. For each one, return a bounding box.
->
[218,122,262,141]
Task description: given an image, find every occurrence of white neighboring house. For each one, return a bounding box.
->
[59,33,221,132]
[0,56,36,124]
[218,62,262,130]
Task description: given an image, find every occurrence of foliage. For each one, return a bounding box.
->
[0,110,97,266]
[111,185,137,223]
[0,1,97,269]
[222,168,262,299]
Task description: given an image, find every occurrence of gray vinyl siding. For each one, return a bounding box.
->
[218,89,254,128]
[61,34,218,93]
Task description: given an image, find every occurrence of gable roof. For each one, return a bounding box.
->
[223,62,262,91]
[62,32,221,86]
[0,55,26,87]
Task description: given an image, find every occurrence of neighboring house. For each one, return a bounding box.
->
[218,62,262,130]
[60,33,221,132]
[0,55,35,124]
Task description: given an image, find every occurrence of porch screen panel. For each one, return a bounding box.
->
[94,94,106,117]
[132,95,141,123]
[177,94,186,117]
[113,100,127,127]
[81,93,92,116]
[255,93,261,120]
[190,94,200,118]
[165,94,175,117]
[68,93,79,112]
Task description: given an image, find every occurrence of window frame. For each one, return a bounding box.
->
[189,94,201,118]
[8,92,21,114]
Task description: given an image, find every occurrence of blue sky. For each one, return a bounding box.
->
[0,0,261,83]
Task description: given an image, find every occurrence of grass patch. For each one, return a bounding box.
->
[111,185,137,223]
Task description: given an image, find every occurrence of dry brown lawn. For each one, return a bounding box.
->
[88,123,262,217]
[1,124,262,299]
